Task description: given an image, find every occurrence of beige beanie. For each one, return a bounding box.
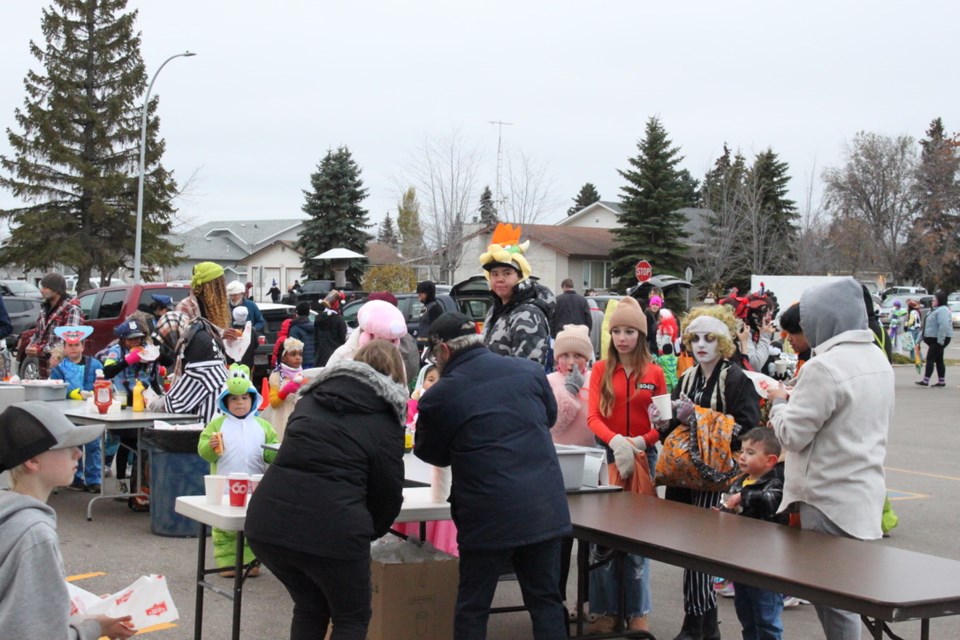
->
[554,324,593,360]
[608,296,647,336]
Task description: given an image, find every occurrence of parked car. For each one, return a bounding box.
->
[949,300,960,329]
[251,302,311,388]
[949,291,960,303]
[16,282,192,379]
[881,285,927,300]
[0,280,42,299]
[877,295,933,327]
[2,296,42,348]
[280,279,338,306]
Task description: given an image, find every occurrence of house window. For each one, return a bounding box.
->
[582,261,612,290]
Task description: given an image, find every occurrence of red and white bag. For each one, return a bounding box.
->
[67,574,179,629]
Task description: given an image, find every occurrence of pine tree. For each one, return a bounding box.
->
[610,117,691,289]
[396,186,425,259]
[905,118,960,289]
[567,182,601,216]
[298,146,370,284]
[377,213,400,249]
[478,185,498,225]
[0,0,180,290]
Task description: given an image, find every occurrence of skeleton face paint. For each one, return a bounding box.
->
[691,332,720,365]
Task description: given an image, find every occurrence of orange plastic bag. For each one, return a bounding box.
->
[655,406,740,492]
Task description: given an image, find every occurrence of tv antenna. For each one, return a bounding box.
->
[489,120,513,212]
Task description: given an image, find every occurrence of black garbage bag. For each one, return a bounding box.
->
[141,428,203,454]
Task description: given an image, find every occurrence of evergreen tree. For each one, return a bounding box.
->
[744,148,798,277]
[298,146,370,284]
[0,0,180,290]
[377,213,400,249]
[610,117,691,289]
[567,182,601,216]
[396,186,425,258]
[478,185,498,225]
[905,118,960,290]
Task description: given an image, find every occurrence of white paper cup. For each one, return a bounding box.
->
[204,475,227,505]
[775,360,788,375]
[652,393,673,420]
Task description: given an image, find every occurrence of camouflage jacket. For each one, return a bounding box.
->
[482,280,555,366]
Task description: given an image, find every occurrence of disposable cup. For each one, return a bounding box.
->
[246,473,263,506]
[204,475,227,505]
[652,393,673,420]
[227,472,249,507]
[775,360,788,375]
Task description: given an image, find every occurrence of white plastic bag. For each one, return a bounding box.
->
[223,321,252,362]
[67,574,179,629]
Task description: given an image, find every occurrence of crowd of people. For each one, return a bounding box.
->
[0,225,954,640]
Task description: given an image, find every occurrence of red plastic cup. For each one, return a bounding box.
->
[227,473,249,507]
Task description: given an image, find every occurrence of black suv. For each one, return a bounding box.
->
[252,302,298,387]
[281,280,337,306]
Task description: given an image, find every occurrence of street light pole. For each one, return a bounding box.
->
[133,50,196,283]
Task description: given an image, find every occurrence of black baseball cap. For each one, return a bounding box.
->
[428,312,477,346]
[0,402,103,472]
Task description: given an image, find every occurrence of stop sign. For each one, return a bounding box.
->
[635,260,652,282]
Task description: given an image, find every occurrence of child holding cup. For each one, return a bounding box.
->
[198,363,278,577]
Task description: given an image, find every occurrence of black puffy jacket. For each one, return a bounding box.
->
[245,361,406,559]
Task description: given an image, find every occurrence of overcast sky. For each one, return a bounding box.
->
[2,1,958,233]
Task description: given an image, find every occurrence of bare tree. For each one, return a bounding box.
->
[404,131,481,283]
[501,150,557,226]
[696,165,747,290]
[822,132,918,281]
[793,161,833,274]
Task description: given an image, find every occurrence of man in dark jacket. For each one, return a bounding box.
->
[314,290,346,367]
[288,302,316,367]
[550,278,592,337]
[416,280,444,351]
[416,312,571,640]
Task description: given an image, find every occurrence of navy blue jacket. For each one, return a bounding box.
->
[288,315,316,367]
[415,345,572,550]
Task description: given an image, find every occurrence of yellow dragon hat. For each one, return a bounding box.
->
[479,223,532,281]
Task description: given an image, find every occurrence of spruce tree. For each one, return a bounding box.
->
[905,118,960,289]
[567,182,601,216]
[478,185,498,225]
[397,186,425,259]
[610,117,691,289]
[298,146,370,284]
[377,213,400,249]
[0,0,180,290]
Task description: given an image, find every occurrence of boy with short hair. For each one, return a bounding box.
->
[721,427,787,639]
[0,401,136,639]
[49,326,104,493]
[198,364,278,576]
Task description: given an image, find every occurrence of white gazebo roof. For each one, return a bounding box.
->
[312,248,367,260]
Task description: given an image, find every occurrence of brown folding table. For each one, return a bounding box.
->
[569,492,960,640]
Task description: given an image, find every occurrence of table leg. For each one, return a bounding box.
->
[576,540,588,637]
[232,531,244,640]
[921,618,930,640]
[194,522,206,640]
[86,430,108,521]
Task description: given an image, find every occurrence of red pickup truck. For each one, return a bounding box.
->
[17,283,193,378]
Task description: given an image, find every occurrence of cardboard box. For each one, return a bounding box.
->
[368,546,458,640]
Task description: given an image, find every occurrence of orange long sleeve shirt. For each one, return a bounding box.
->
[587,360,666,449]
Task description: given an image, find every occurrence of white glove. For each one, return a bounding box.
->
[628,436,647,452]
[147,395,166,413]
[609,434,636,478]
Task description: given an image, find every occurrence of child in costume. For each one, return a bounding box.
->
[198,364,278,576]
[260,338,305,441]
[656,342,679,393]
[49,326,105,492]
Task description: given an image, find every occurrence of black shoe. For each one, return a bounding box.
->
[703,607,721,640]
[932,382,946,387]
[66,480,87,491]
[86,484,101,493]
[673,612,704,640]
[914,380,929,387]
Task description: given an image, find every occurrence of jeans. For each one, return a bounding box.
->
[590,448,657,618]
[733,582,783,639]
[74,437,102,485]
[456,537,567,640]
[798,503,863,639]
[247,538,371,640]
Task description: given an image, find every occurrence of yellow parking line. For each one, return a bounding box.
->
[135,622,178,635]
[66,571,106,582]
[886,490,928,501]
[886,466,960,482]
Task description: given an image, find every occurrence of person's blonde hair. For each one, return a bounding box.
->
[355,339,406,386]
[194,278,231,330]
[598,330,653,417]
[6,464,26,489]
[680,305,737,359]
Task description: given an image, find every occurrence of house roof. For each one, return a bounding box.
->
[367,242,402,265]
[467,223,615,258]
[559,200,623,226]
[169,218,305,260]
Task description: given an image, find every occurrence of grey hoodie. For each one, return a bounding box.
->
[0,490,102,639]
[799,277,867,350]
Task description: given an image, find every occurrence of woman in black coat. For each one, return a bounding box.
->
[245,341,407,640]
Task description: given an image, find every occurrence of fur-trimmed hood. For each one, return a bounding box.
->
[301,359,408,425]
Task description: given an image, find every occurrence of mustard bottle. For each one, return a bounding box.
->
[132,380,145,412]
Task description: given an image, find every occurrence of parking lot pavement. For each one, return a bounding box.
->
[49,365,960,639]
